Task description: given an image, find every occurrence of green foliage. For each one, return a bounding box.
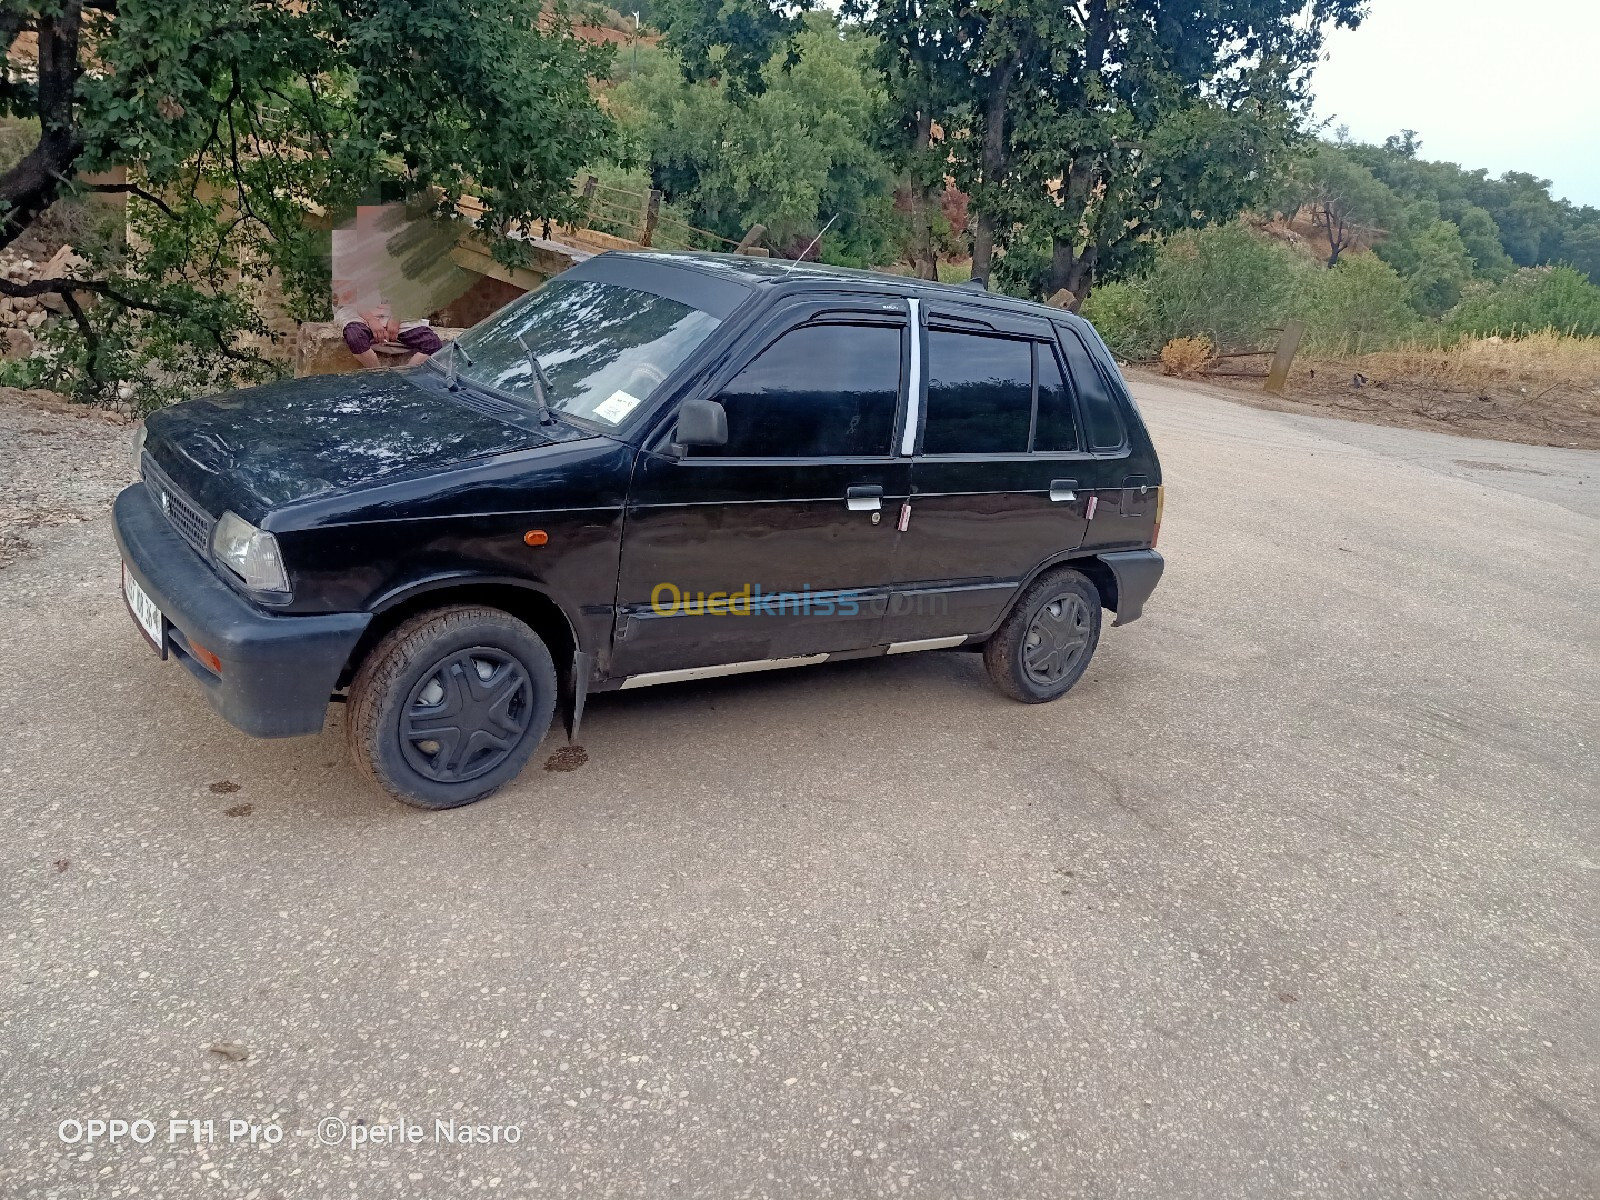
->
[1375,203,1475,317]
[1082,223,1419,360]
[1446,267,1600,339]
[1302,253,1419,354]
[1279,144,1401,267]
[3,0,615,402]
[1452,205,1516,280]
[1081,224,1311,360]
[612,15,898,262]
[1555,219,1600,284]
[648,0,808,96]
[956,0,1365,298]
[1339,136,1599,283]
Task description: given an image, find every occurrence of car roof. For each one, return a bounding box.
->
[599,250,1099,333]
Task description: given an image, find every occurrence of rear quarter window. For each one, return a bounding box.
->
[1057,327,1127,451]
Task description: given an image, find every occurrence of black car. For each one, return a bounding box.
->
[115,252,1164,808]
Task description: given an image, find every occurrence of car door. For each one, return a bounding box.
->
[611,300,913,679]
[1055,323,1148,552]
[883,304,1093,644]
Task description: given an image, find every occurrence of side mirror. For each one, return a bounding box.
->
[675,397,728,450]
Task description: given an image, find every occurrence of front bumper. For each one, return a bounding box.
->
[112,483,370,737]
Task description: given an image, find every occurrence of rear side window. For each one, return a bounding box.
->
[709,323,902,458]
[1058,329,1127,450]
[1032,344,1080,453]
[923,331,1033,455]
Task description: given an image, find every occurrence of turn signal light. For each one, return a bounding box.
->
[523,530,549,547]
[1152,486,1165,548]
[189,640,223,676]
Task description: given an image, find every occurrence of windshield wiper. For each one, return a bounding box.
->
[516,332,557,426]
[444,338,474,391]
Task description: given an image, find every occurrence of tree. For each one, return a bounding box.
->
[615,16,897,262]
[649,0,808,96]
[1554,217,1600,287]
[871,0,1365,301]
[846,0,968,279]
[1,0,614,401]
[1286,145,1401,268]
[1374,201,1475,316]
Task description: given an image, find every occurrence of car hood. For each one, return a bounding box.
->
[144,369,570,520]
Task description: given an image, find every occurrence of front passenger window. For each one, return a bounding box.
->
[702,323,902,458]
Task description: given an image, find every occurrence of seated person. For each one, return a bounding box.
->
[335,294,442,368]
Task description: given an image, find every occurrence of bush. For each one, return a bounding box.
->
[1159,336,1213,377]
[1445,266,1600,339]
[1301,253,1420,354]
[1078,281,1151,359]
[1084,223,1425,360]
[1083,223,1313,359]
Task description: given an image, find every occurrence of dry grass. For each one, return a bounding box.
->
[1296,331,1600,399]
[1159,335,1214,378]
[1202,330,1600,449]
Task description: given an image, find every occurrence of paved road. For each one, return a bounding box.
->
[2,380,1596,1198]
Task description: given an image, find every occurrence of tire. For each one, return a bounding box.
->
[347,605,558,809]
[982,568,1103,704]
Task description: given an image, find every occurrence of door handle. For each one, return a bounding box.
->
[846,485,883,512]
[1049,479,1080,502]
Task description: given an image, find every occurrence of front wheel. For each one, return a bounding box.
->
[347,606,557,809]
[983,569,1102,703]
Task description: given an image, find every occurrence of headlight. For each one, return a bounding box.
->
[211,511,289,593]
[131,424,148,476]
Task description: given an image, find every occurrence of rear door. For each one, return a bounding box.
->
[1055,323,1150,552]
[611,298,913,678]
[882,303,1092,644]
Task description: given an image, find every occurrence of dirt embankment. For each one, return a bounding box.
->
[1152,334,1600,450]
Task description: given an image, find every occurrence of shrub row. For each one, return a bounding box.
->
[1082,224,1600,361]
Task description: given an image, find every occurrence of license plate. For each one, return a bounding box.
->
[122,563,166,656]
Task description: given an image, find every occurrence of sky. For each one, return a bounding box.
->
[1310,0,1600,208]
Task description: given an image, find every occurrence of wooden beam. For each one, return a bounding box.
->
[1265,319,1307,396]
[640,189,662,247]
[735,224,767,255]
[449,242,565,293]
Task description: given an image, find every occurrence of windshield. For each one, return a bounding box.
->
[446,279,721,427]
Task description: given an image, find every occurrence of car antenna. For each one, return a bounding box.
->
[785,214,838,274]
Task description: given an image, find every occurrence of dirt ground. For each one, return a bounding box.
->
[0,387,130,569]
[3,375,1595,1199]
[1182,366,1600,451]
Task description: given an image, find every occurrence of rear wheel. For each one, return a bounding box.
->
[983,569,1102,703]
[347,606,557,809]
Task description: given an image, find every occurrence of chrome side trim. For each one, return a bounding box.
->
[886,635,967,655]
[618,654,831,690]
[900,297,922,456]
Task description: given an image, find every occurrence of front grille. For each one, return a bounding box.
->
[141,453,215,555]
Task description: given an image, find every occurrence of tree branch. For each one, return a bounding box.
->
[59,287,103,385]
[0,274,269,367]
[71,179,177,219]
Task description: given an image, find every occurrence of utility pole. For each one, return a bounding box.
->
[632,12,639,77]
